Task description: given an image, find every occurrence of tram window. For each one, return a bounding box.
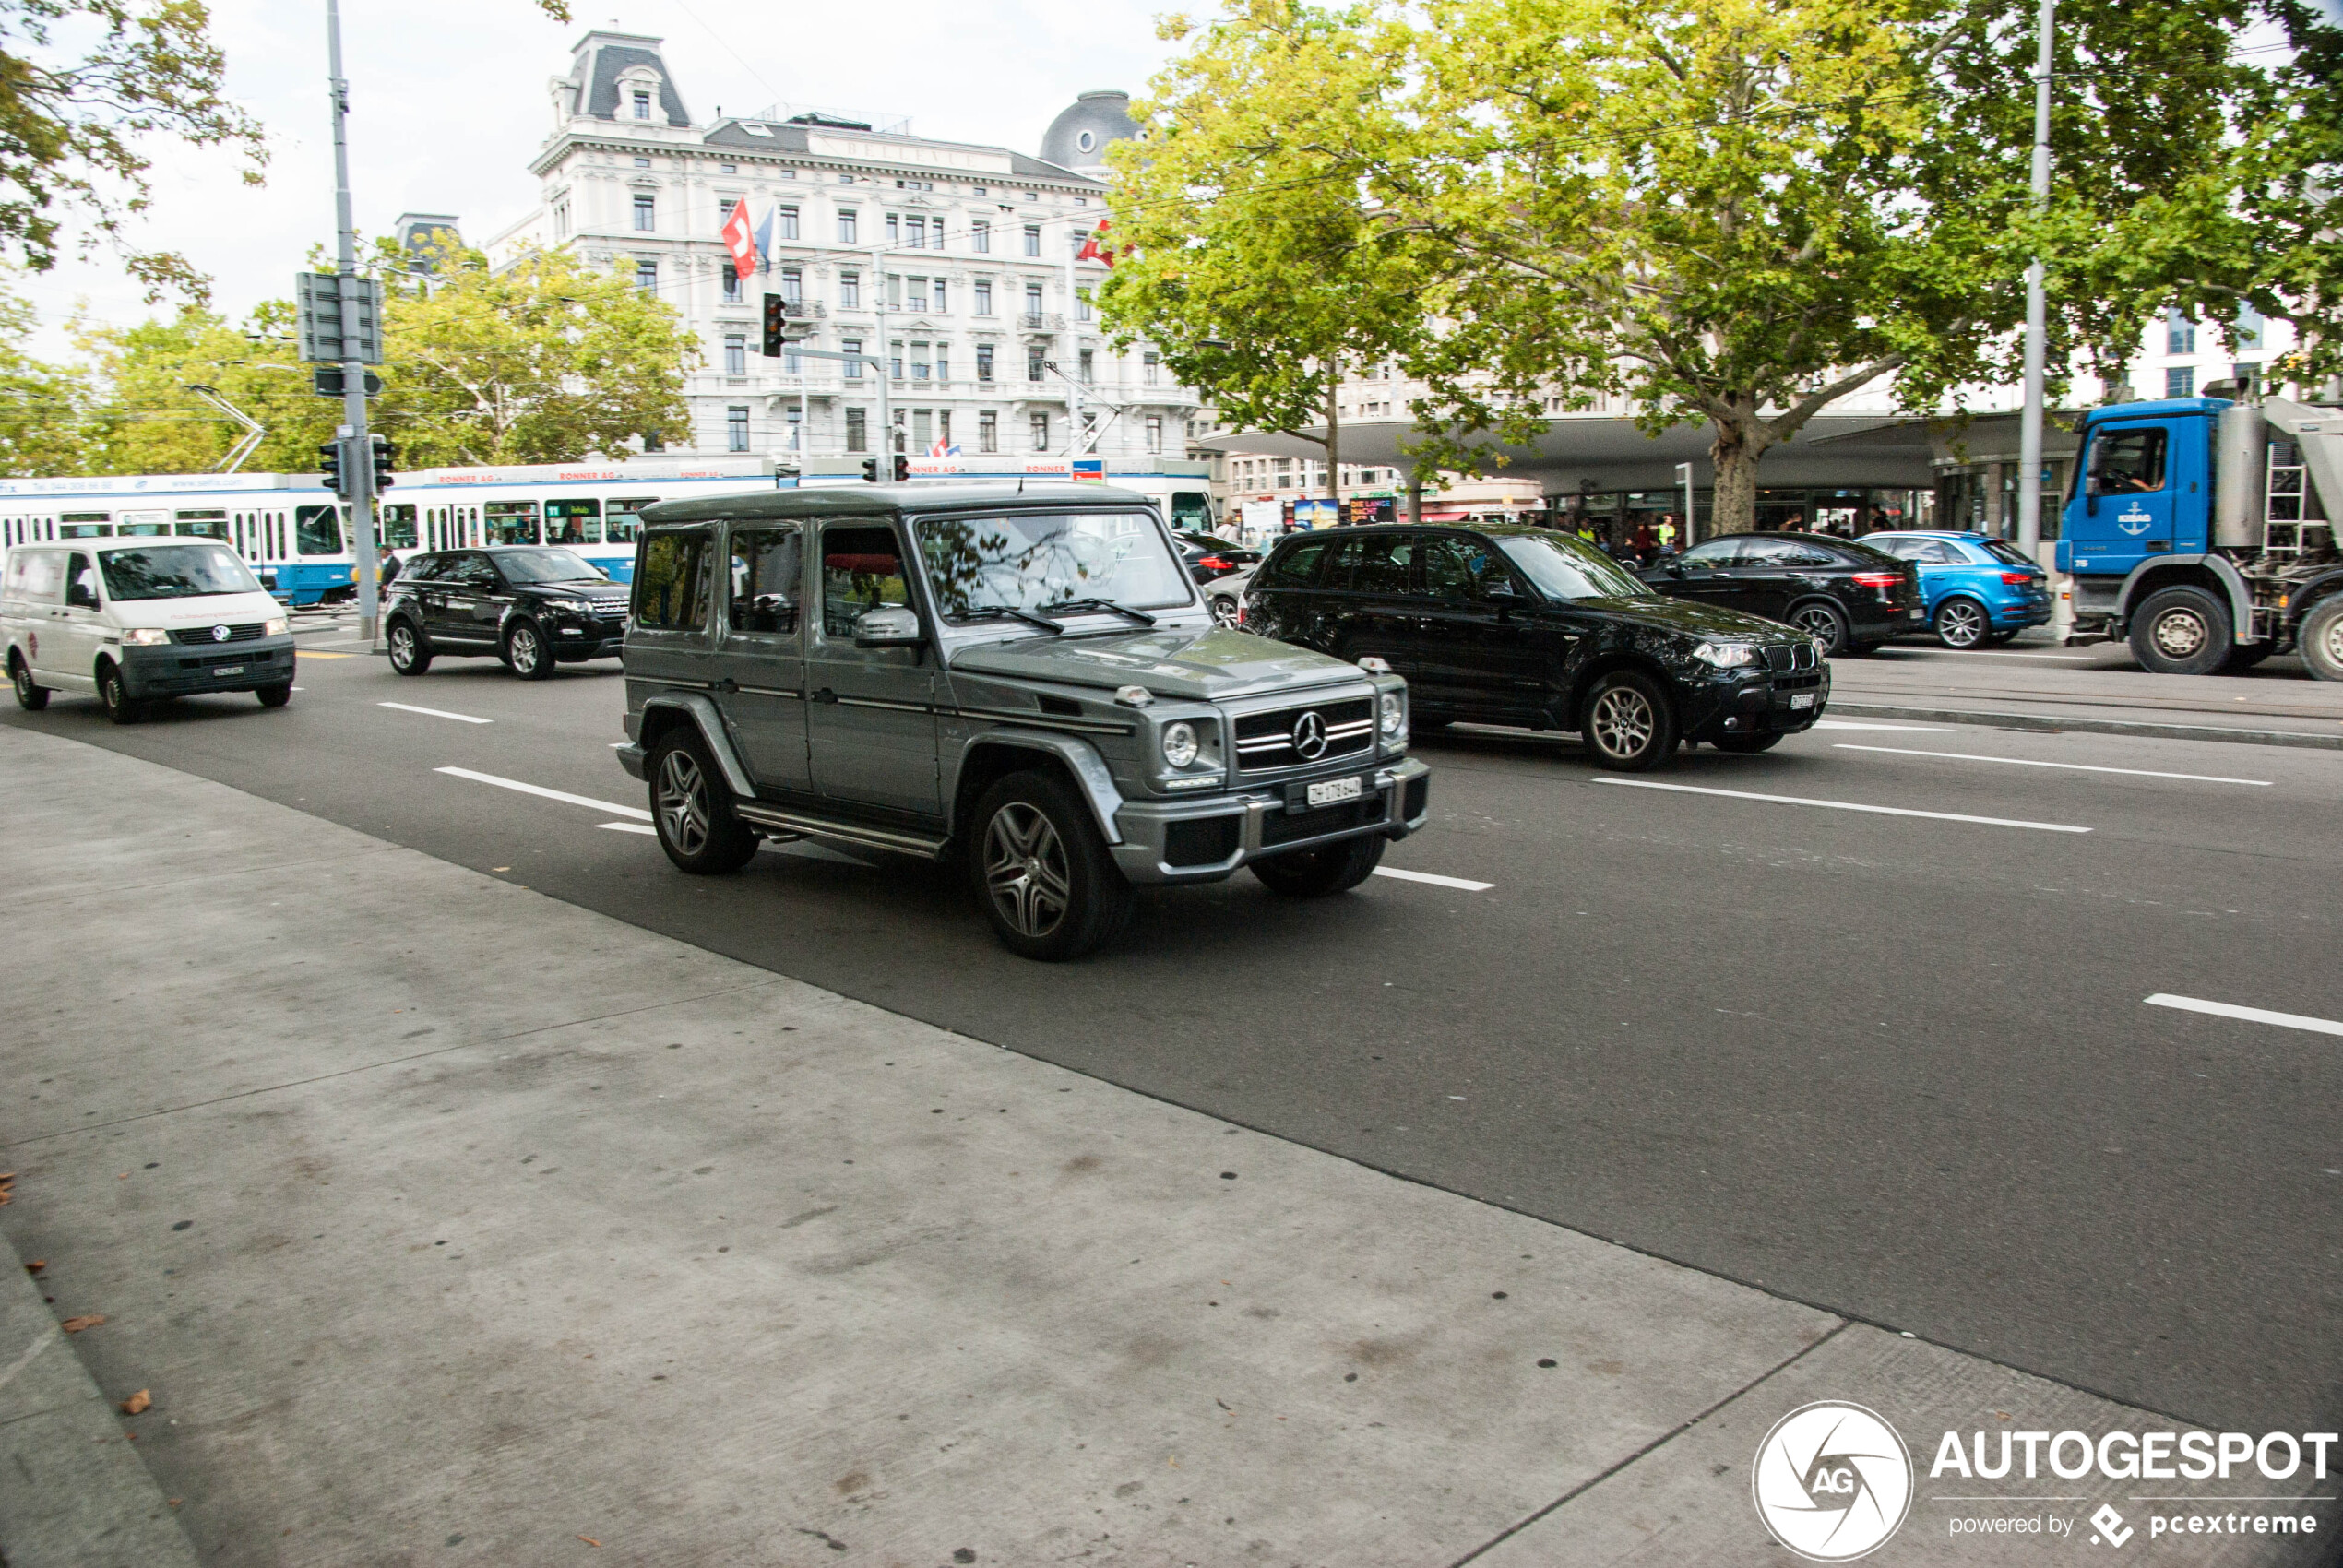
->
[546,499,600,545]
[607,497,654,544]
[58,512,111,538]
[485,501,538,546]
[294,505,345,556]
[174,509,229,540]
[378,504,418,549]
[118,508,170,536]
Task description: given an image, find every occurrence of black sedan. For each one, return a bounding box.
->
[1637,532,1923,654]
[384,546,630,680]
[1242,523,1828,768]
[1172,529,1262,584]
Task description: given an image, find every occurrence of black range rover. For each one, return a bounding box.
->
[1242,524,1828,768]
[383,546,631,680]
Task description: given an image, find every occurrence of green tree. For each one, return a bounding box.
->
[76,303,333,473]
[0,274,95,472]
[1099,0,1427,507]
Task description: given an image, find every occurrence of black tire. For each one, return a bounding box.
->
[96,660,141,724]
[2128,586,2230,676]
[9,654,47,711]
[1250,833,1385,897]
[1933,595,1990,649]
[386,616,432,675]
[503,619,554,681]
[2298,597,2343,682]
[969,769,1134,961]
[648,731,758,874]
[1580,669,1679,771]
[256,682,292,708]
[1787,600,1849,657]
[1712,732,1782,754]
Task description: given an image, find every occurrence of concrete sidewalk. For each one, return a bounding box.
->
[0,726,2325,1567]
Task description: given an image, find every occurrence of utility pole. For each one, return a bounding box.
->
[873,244,893,473]
[2016,0,2056,558]
[326,0,380,646]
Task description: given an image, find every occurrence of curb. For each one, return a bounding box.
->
[1830,701,2343,751]
[0,1226,199,1567]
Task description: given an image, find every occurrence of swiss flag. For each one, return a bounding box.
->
[1076,218,1115,267]
[720,199,756,280]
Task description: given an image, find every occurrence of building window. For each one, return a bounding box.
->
[935,350,949,383]
[1076,287,1092,323]
[783,342,803,374]
[1143,350,1160,386]
[887,274,903,309]
[2166,308,2196,356]
[1028,346,1045,382]
[908,216,927,249]
[979,410,998,452]
[1023,224,1041,257]
[2236,303,2265,350]
[2165,365,2196,398]
[912,409,932,449]
[846,407,867,451]
[906,276,928,312]
[886,214,899,243]
[933,279,947,314]
[976,344,994,382]
[938,410,953,450]
[635,259,658,292]
[721,270,742,303]
[892,409,907,453]
[890,343,905,380]
[633,156,650,169]
[785,408,802,451]
[632,194,655,232]
[720,162,736,173]
[727,407,750,452]
[778,206,800,241]
[1147,416,1163,454]
[780,267,802,304]
[632,89,652,121]
[1030,412,1051,452]
[910,342,930,380]
[973,279,993,315]
[1078,348,1094,382]
[838,208,858,244]
[842,337,863,380]
[1025,283,1043,323]
[553,199,570,237]
[724,335,746,375]
[839,270,860,309]
[972,220,991,254]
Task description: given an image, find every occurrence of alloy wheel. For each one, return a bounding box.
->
[2151,607,2209,660]
[1589,685,1655,760]
[1211,597,1241,629]
[982,802,1070,939]
[510,624,542,674]
[656,750,710,858]
[1791,605,1843,651]
[388,624,415,668]
[1937,600,1985,648]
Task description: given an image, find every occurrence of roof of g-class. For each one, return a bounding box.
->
[638,481,1154,526]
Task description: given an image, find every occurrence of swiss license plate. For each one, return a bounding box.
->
[1306,775,1363,809]
[213,665,244,677]
[1790,692,1815,709]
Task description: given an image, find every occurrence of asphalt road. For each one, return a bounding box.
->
[9,628,2339,1440]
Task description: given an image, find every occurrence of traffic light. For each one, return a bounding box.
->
[319,439,347,501]
[892,454,910,482]
[370,434,395,492]
[761,293,787,357]
[859,458,878,483]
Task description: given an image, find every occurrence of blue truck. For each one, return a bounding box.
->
[2058,390,2343,678]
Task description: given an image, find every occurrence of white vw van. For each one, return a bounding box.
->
[3,538,295,722]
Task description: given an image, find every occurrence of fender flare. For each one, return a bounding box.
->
[2118,554,2257,645]
[636,691,757,800]
[954,729,1126,845]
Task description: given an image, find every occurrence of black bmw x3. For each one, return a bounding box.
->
[1242,524,1828,769]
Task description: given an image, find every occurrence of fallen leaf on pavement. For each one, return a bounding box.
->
[60,1315,103,1333]
[121,1390,151,1415]
[24,1260,42,1273]
[577,1536,601,1548]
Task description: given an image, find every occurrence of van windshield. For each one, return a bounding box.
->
[98,544,264,600]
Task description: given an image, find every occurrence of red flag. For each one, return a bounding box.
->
[1076,218,1115,267]
[720,199,756,280]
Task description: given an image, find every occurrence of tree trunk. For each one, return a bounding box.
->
[1707,406,1766,535]
[1405,466,1422,524]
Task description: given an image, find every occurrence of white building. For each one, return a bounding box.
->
[483,33,1199,464]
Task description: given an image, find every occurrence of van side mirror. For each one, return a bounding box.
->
[852,604,925,647]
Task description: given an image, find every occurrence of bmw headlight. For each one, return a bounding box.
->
[1161,720,1200,769]
[1692,640,1757,669]
[1379,690,1405,736]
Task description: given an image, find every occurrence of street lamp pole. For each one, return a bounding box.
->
[2016,0,2056,557]
[326,0,379,647]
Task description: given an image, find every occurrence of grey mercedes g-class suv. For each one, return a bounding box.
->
[613,482,1432,959]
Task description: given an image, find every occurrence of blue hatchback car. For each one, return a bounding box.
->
[1859,531,2053,648]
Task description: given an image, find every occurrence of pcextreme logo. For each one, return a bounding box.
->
[1754,1402,1916,1561]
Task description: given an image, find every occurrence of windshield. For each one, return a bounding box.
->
[916,511,1194,619]
[494,548,606,584]
[1494,531,1655,601]
[98,544,264,600]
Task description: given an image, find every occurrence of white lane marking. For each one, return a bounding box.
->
[1910,648,2098,661]
[598,821,658,836]
[1834,744,2271,787]
[1591,777,2091,833]
[1811,719,1950,731]
[435,766,652,821]
[380,701,492,725]
[1372,866,1494,892]
[2146,993,2343,1038]
[608,742,627,747]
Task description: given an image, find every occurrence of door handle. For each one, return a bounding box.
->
[2145,540,2171,552]
[812,687,838,704]
[712,677,738,694]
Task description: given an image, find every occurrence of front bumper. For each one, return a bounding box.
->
[117,635,296,697]
[1108,754,1432,885]
[1682,664,1831,743]
[549,616,626,659]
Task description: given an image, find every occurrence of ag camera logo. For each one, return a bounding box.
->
[1754,1402,1914,1561]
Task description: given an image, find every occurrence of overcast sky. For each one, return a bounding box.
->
[18,0,1182,353]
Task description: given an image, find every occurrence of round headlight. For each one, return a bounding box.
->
[1379,691,1405,735]
[1161,720,1199,769]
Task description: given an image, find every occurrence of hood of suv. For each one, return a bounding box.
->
[515,580,629,610]
[1585,594,1802,642]
[949,625,1372,700]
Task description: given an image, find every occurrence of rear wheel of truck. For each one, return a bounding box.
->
[969,770,1133,961]
[2128,586,2230,676]
[2299,597,2343,682]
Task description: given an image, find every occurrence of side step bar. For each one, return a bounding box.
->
[734,802,951,861]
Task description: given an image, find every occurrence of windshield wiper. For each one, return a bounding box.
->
[952,605,1064,635]
[1041,598,1157,626]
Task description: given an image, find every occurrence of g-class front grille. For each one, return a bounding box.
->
[1232,697,1374,774]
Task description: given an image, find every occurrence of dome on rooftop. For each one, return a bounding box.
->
[1040,90,1139,176]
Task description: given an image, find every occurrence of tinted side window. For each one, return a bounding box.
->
[1677,539,1742,567]
[820,524,909,637]
[1328,533,1416,594]
[1743,538,1838,567]
[730,527,802,635]
[2091,427,2168,492]
[454,554,500,587]
[1421,535,1513,600]
[65,553,99,609]
[1258,538,1332,589]
[634,530,714,631]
